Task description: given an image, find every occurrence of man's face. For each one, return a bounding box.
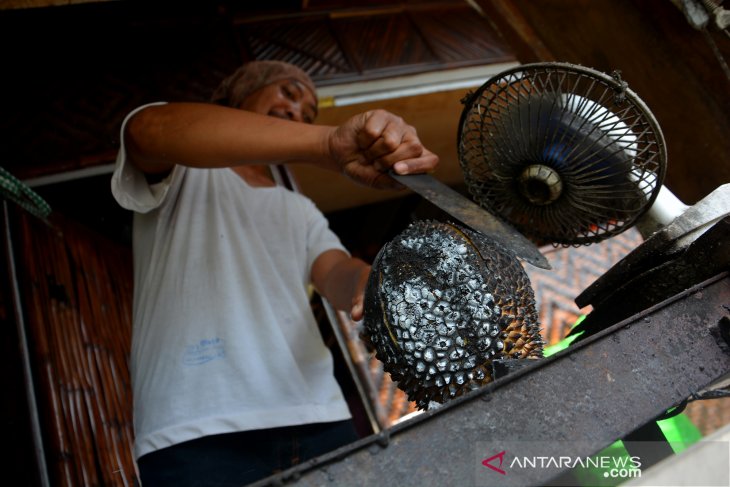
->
[238,78,318,124]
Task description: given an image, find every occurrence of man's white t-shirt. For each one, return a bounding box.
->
[111,104,351,459]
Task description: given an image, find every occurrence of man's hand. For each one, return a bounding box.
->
[348,265,370,322]
[311,250,371,321]
[327,109,439,189]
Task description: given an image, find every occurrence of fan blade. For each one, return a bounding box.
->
[391,173,551,269]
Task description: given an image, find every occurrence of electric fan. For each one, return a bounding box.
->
[458,62,667,246]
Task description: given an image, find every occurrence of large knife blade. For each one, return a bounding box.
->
[391,173,551,269]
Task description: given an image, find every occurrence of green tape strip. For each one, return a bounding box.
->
[0,166,52,219]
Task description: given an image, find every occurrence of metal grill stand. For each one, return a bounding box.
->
[251,195,730,486]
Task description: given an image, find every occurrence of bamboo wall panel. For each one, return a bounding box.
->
[10,208,136,486]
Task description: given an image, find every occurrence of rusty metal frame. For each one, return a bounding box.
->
[252,271,730,487]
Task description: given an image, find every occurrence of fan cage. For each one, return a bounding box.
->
[457,62,667,246]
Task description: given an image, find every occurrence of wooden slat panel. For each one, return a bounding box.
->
[10,208,136,486]
[409,5,515,65]
[239,17,355,78]
[332,12,439,72]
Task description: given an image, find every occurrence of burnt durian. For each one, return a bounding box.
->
[363,220,543,409]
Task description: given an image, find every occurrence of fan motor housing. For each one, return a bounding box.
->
[363,220,543,409]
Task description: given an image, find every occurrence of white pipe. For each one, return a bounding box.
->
[317,62,519,107]
[23,163,116,188]
[646,184,691,228]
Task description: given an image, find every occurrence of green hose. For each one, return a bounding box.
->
[0,166,51,220]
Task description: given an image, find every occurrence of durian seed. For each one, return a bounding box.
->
[435,337,452,350]
[423,348,435,362]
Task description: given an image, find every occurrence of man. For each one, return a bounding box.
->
[111,60,438,486]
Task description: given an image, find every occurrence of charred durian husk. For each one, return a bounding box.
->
[363,220,543,410]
